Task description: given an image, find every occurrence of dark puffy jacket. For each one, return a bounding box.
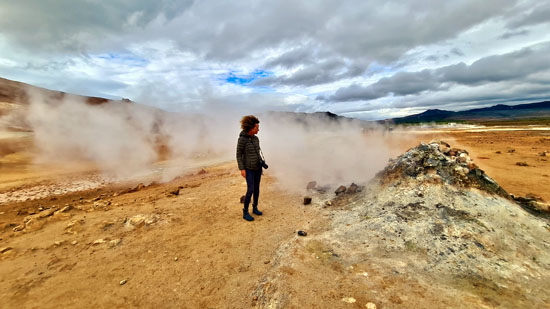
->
[236,130,261,170]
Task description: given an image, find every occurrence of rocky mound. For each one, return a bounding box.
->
[257,141,550,308]
[377,140,509,198]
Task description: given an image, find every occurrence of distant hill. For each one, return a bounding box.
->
[0,77,132,107]
[390,101,550,124]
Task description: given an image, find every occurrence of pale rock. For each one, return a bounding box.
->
[108,239,122,248]
[92,239,106,245]
[342,297,356,303]
[365,302,377,309]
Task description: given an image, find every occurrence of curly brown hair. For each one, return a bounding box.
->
[240,115,260,132]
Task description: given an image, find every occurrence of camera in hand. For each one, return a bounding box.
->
[260,159,269,169]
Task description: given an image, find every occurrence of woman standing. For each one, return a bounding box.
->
[236,115,263,221]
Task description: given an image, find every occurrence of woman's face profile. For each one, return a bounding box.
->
[249,123,259,135]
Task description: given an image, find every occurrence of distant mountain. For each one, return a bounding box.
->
[390,101,550,124]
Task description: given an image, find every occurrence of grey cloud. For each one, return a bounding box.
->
[325,42,550,102]
[0,0,193,53]
[499,29,530,40]
[1,0,517,64]
[253,59,366,87]
[507,2,550,28]
[450,48,465,57]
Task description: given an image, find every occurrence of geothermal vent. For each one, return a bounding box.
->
[256,141,550,308]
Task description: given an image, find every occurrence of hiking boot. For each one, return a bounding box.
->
[252,206,263,216]
[243,209,254,221]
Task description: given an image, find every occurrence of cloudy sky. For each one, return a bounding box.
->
[0,0,549,120]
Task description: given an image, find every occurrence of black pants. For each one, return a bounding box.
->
[244,169,262,211]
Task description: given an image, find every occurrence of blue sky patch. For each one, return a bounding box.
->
[223,69,272,85]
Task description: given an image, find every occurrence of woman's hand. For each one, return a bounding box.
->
[241,170,246,178]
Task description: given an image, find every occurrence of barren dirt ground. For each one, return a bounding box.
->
[1,126,549,308]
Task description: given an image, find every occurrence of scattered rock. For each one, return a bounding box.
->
[38,209,55,218]
[0,247,13,254]
[169,188,180,196]
[119,279,127,285]
[92,239,106,245]
[108,239,122,248]
[93,200,112,210]
[495,151,501,154]
[335,186,347,195]
[71,241,78,245]
[365,303,377,309]
[347,183,361,194]
[53,240,65,246]
[341,297,356,303]
[538,151,549,157]
[174,257,178,261]
[197,168,207,175]
[306,181,317,190]
[12,225,24,232]
[125,214,159,228]
[516,161,529,166]
[303,197,312,205]
[324,201,332,207]
[507,149,516,153]
[297,230,307,236]
[59,205,72,213]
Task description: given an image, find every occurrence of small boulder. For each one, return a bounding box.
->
[303,197,312,205]
[297,230,307,236]
[516,162,529,166]
[348,183,360,194]
[335,185,347,195]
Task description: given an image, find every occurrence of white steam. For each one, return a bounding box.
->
[15,88,411,188]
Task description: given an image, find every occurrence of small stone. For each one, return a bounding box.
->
[348,183,360,194]
[264,260,270,264]
[108,239,122,248]
[325,201,332,207]
[120,279,127,285]
[306,181,317,190]
[53,241,64,246]
[366,302,377,309]
[93,239,106,245]
[342,297,356,303]
[38,209,55,218]
[13,225,24,232]
[174,257,178,261]
[335,185,347,195]
[71,241,78,245]
[303,197,312,205]
[516,161,529,166]
[0,247,13,254]
[169,188,180,196]
[507,149,515,153]
[197,168,207,175]
[297,230,307,236]
[59,205,72,213]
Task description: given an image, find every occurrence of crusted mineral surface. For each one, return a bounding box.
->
[256,141,550,308]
